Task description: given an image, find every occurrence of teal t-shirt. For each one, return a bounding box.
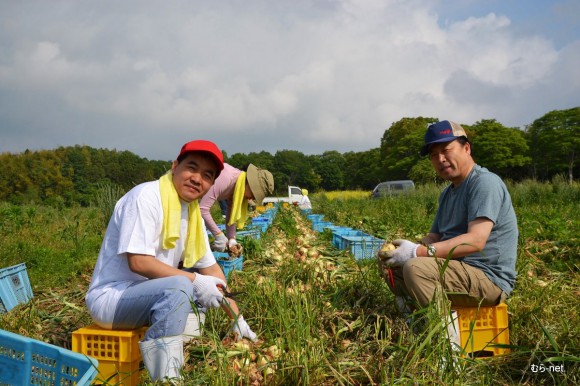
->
[430,165,518,294]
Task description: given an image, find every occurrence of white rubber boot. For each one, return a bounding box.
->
[139,336,184,382]
[446,310,461,351]
[182,311,206,343]
[439,310,461,371]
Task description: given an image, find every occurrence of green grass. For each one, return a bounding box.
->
[0,180,578,385]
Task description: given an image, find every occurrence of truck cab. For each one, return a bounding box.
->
[263,185,303,205]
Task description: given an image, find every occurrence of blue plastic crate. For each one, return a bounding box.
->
[313,221,334,232]
[251,221,270,233]
[237,227,261,240]
[251,217,271,232]
[344,236,384,260]
[332,230,368,249]
[306,214,324,222]
[332,228,359,236]
[324,225,352,235]
[0,263,33,314]
[0,329,99,385]
[214,252,244,278]
[319,224,347,233]
[252,216,271,224]
[261,211,275,220]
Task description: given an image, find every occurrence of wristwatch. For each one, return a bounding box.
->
[426,244,437,257]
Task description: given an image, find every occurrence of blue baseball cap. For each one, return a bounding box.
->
[420,120,468,156]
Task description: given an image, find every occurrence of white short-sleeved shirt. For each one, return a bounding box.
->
[85,180,216,326]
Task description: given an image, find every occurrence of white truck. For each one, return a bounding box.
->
[262,185,303,205]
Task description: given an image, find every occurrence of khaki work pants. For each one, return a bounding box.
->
[387,257,506,308]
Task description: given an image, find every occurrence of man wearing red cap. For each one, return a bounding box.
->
[381,121,518,314]
[86,140,257,382]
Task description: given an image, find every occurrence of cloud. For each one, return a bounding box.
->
[0,0,578,160]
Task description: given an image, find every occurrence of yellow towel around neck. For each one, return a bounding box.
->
[159,172,206,268]
[228,171,248,229]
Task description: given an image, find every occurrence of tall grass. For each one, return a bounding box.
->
[93,182,126,228]
[0,202,103,288]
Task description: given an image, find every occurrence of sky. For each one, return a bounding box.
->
[1,0,579,161]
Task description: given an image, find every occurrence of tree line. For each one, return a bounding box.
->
[0,107,577,206]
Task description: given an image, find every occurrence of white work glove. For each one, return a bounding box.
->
[211,232,228,252]
[228,238,244,257]
[230,315,258,342]
[192,274,226,309]
[385,239,419,267]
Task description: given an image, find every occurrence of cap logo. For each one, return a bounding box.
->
[439,129,451,135]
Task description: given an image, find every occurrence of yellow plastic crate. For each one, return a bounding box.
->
[72,324,148,385]
[453,303,510,357]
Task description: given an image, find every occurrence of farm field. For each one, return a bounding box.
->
[0,180,578,385]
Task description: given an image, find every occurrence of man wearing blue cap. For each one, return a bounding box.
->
[382,120,518,311]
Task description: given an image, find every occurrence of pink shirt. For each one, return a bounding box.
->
[200,163,241,238]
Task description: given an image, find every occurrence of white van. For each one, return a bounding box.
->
[371,180,415,198]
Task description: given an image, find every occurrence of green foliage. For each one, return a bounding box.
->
[408,157,438,184]
[470,119,531,179]
[342,148,384,189]
[526,107,580,182]
[380,116,438,180]
[1,109,578,208]
[509,179,580,271]
[313,151,346,191]
[227,151,275,171]
[272,150,321,194]
[0,203,103,288]
[314,186,441,241]
[0,145,170,206]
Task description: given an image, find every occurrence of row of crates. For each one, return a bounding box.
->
[306,213,384,260]
[212,207,278,239]
[250,206,276,233]
[211,207,278,278]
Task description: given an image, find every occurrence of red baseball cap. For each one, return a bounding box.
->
[178,140,224,177]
